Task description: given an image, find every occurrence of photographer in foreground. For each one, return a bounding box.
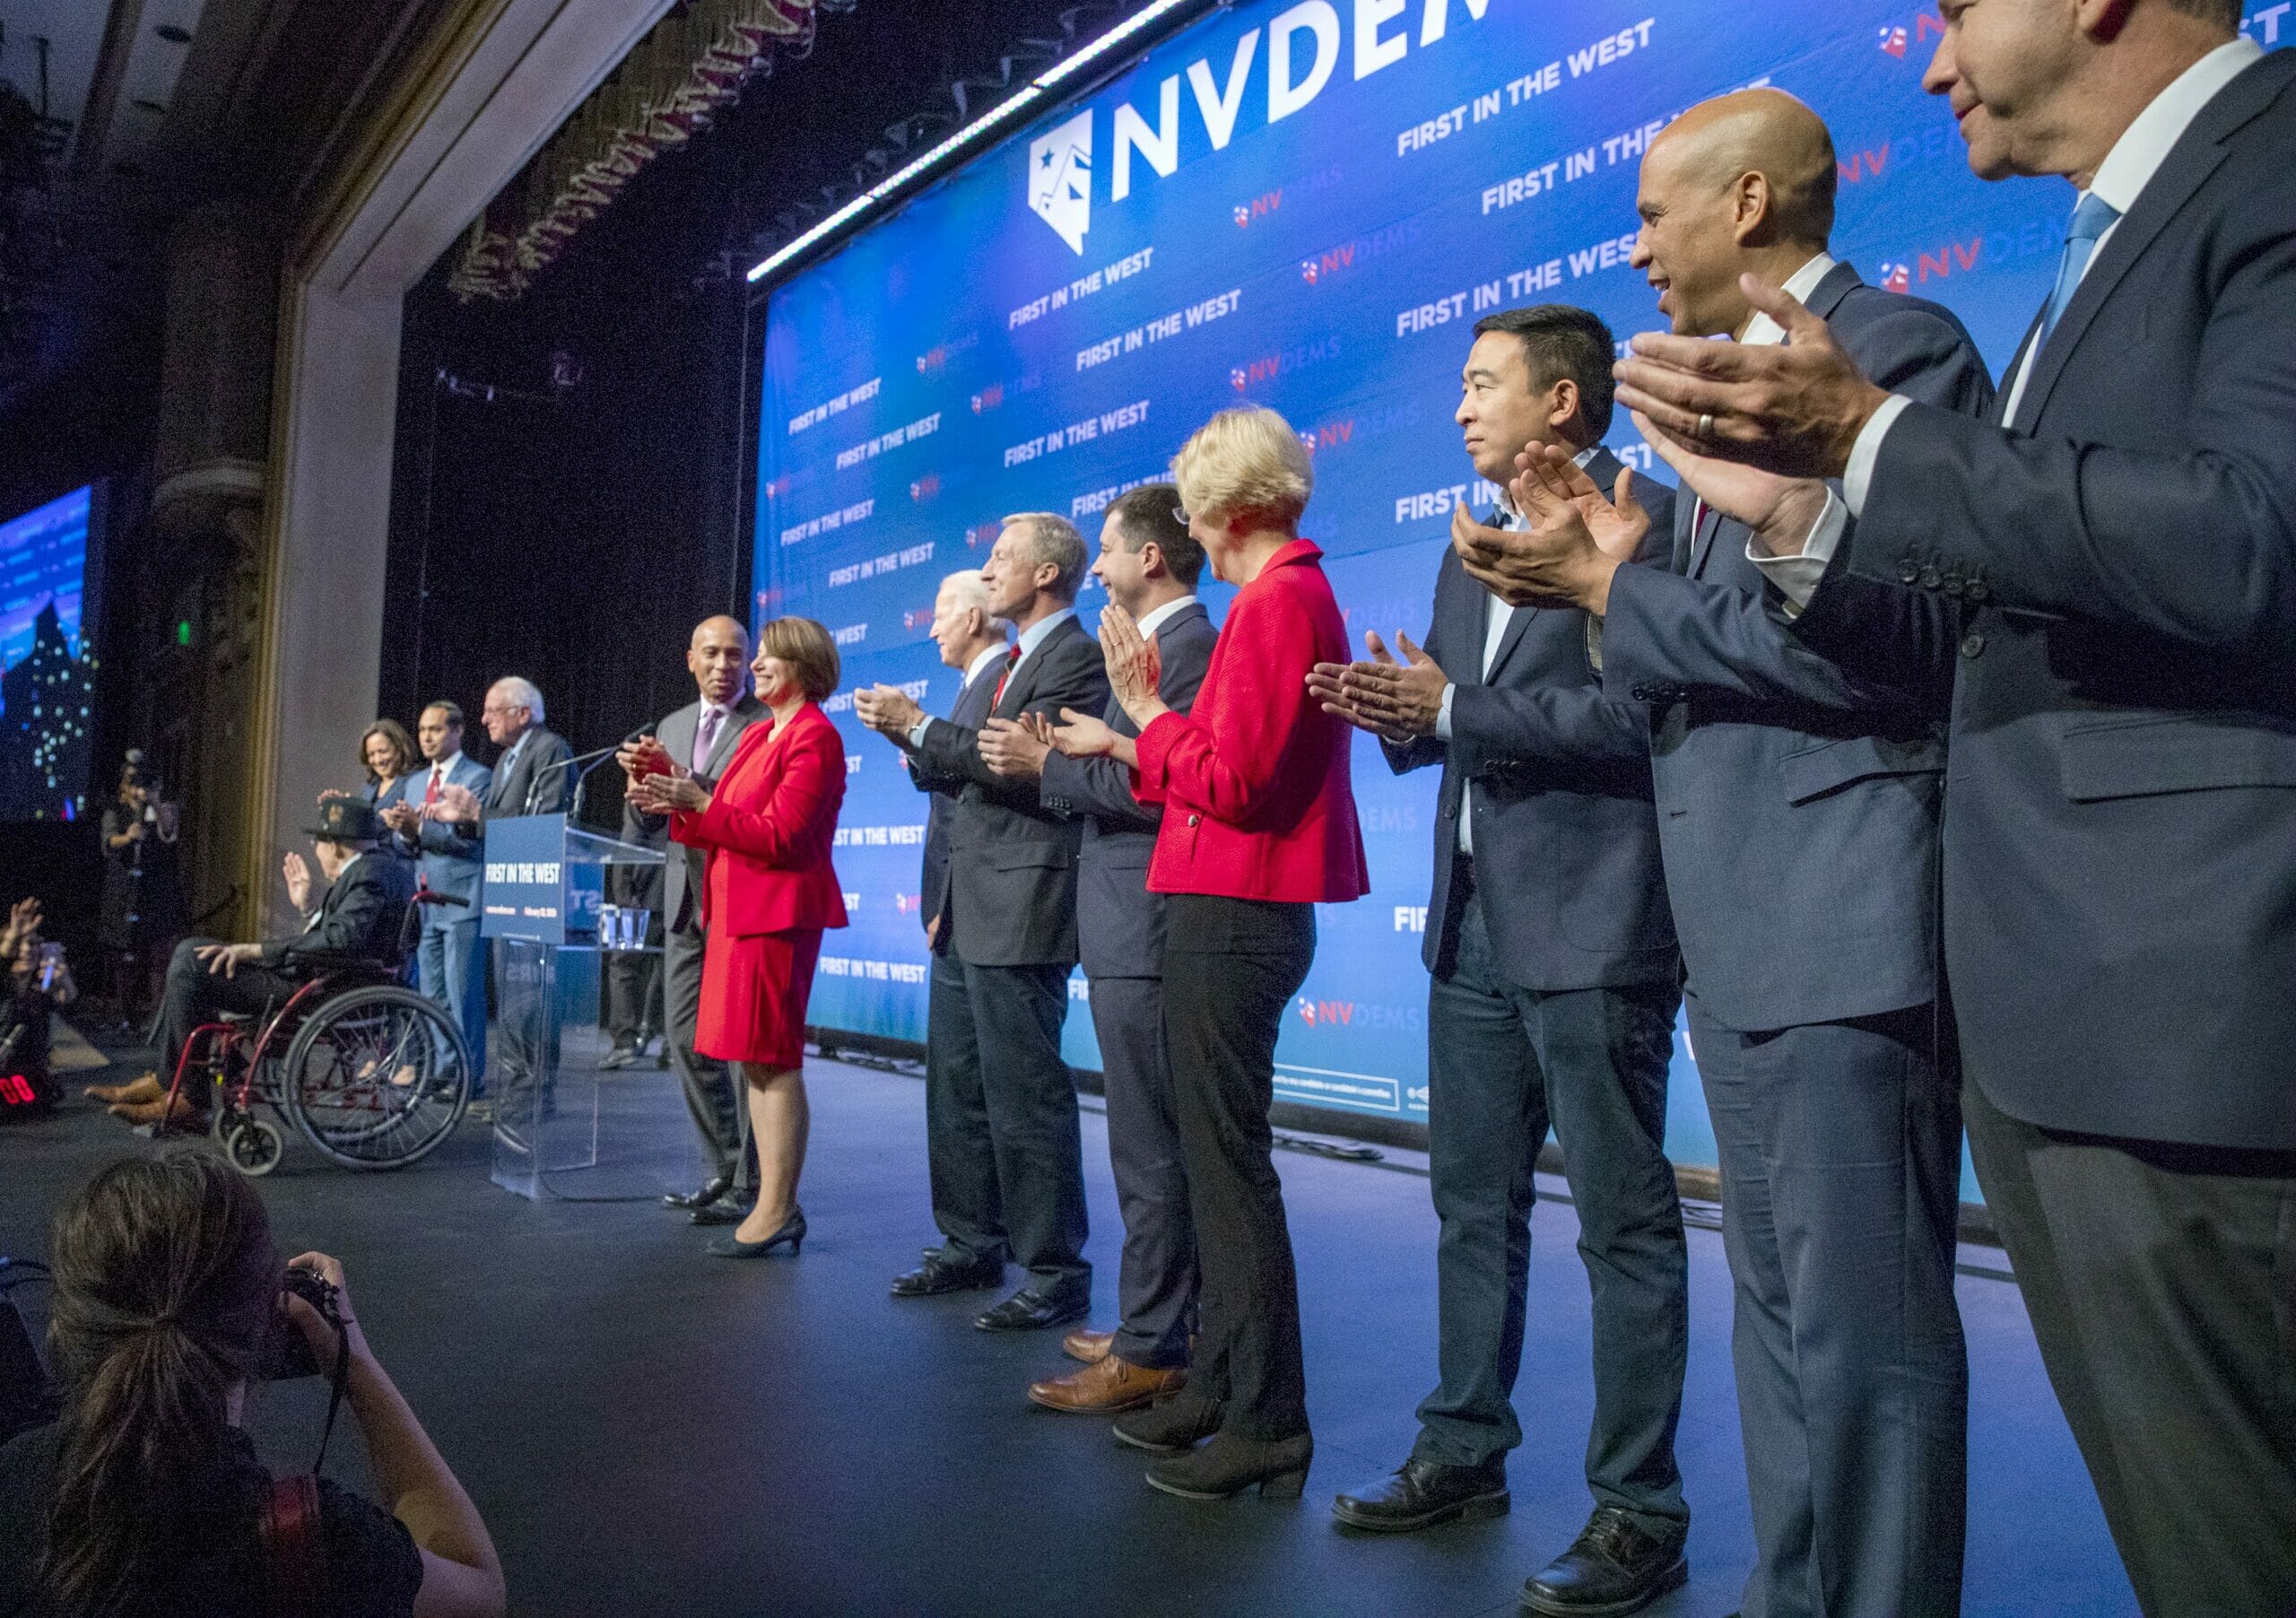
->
[0,1152,504,1618]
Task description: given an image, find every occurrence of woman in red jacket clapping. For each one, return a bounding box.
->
[1051,405,1368,1500]
[622,617,848,1258]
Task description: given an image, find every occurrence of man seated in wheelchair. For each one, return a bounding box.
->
[91,796,417,1129]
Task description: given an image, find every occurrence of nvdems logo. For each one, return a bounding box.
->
[1031,109,1093,254]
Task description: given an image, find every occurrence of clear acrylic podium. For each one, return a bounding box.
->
[478,815,664,1199]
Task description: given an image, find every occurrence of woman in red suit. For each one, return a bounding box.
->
[1051,405,1368,1499]
[622,617,848,1258]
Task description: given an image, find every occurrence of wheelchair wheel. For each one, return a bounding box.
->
[280,984,469,1170]
[221,1115,284,1177]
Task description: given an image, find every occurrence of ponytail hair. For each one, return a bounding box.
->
[40,1152,282,1616]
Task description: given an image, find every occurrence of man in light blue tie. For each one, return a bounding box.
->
[1610,3,2296,1611]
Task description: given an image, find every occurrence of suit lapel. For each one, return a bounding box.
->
[1687,500,1727,581]
[2016,53,2288,431]
[701,701,757,778]
[997,616,1075,718]
[1996,315,2044,428]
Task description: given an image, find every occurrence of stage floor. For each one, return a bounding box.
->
[1,1045,2131,1617]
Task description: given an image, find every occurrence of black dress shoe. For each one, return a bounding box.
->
[598,1042,637,1071]
[1332,1457,1509,1532]
[1145,1431,1312,1500]
[890,1252,1005,1297]
[1520,1506,1688,1617]
[1112,1391,1224,1453]
[972,1287,1089,1332]
[663,1175,734,1211]
[690,1197,756,1227]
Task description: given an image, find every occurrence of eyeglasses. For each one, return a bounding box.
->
[1171,506,1190,526]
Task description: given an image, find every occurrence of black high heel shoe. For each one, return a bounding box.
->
[706,1205,805,1259]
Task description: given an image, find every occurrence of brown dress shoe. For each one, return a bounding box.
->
[86,1073,163,1106]
[1063,1328,1116,1365]
[1029,1353,1185,1414]
[109,1092,204,1133]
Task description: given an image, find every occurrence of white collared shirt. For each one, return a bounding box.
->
[962,641,1012,689]
[425,751,465,793]
[1437,443,1604,855]
[1817,35,2266,574]
[1135,595,1200,641]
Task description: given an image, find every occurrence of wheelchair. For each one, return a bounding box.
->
[163,893,473,1176]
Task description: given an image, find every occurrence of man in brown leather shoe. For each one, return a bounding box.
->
[1028,1353,1184,1414]
[982,488,1219,1411]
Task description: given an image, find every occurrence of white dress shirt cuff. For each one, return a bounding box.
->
[1746,489,1849,614]
[906,717,933,751]
[1843,395,1914,518]
[1584,616,1604,671]
[1435,683,1457,743]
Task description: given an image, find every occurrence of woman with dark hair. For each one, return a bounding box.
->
[621,616,849,1259]
[357,721,420,812]
[1050,405,1367,1500]
[0,1151,504,1618]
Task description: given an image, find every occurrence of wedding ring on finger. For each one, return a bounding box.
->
[1697,412,1715,440]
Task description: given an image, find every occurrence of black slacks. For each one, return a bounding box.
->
[1162,893,1317,1441]
[1414,875,1688,1533]
[926,949,1090,1297]
[1964,1079,2296,1618]
[160,938,301,1098]
[1090,973,1197,1369]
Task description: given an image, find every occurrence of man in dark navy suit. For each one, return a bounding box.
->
[974,485,1218,1414]
[888,568,1009,1295]
[858,518,1111,1332]
[1456,93,1996,1618]
[1310,307,1688,1618]
[1613,7,2296,1611]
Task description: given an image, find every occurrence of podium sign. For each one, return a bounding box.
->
[481,814,586,944]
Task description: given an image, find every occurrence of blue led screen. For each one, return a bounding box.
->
[0,485,100,821]
[755,0,2291,1176]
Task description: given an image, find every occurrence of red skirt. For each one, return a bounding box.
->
[694,926,823,1069]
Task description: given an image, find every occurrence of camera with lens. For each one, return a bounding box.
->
[263,1266,346,1380]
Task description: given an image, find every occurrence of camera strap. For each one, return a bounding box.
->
[258,1474,327,1617]
[313,1326,352,1473]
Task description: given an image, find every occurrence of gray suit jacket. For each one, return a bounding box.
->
[1384,448,1680,993]
[1039,601,1217,980]
[639,694,769,934]
[479,726,576,820]
[909,613,1112,968]
[1598,262,1995,1033]
[1800,50,2296,1149]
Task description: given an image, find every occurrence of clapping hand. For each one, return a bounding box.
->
[629,764,708,815]
[978,717,1051,779]
[1629,410,1835,560]
[431,782,481,823]
[1613,274,1889,480]
[1308,631,1448,741]
[853,683,926,739]
[282,852,314,913]
[378,802,422,838]
[616,735,673,786]
[1048,707,1123,761]
[1452,448,1651,613]
[1099,605,1167,730]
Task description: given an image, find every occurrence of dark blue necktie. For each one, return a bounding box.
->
[2038,191,2122,350]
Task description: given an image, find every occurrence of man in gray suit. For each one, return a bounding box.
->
[857,515,1111,1332]
[975,485,1216,1413]
[1613,11,2296,1612]
[435,675,575,1111]
[1452,93,1995,1618]
[1314,308,1689,1618]
[635,615,768,1222]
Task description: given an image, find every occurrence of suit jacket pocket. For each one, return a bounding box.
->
[1778,733,1944,806]
[2061,716,2296,801]
[990,843,1073,872]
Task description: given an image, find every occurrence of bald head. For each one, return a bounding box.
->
[1631,90,1839,337]
[1654,90,1837,247]
[687,614,752,708]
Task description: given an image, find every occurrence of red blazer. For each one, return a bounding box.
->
[672,703,849,936]
[1134,539,1369,904]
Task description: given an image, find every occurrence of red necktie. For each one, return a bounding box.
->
[424,767,442,807]
[990,645,1021,709]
